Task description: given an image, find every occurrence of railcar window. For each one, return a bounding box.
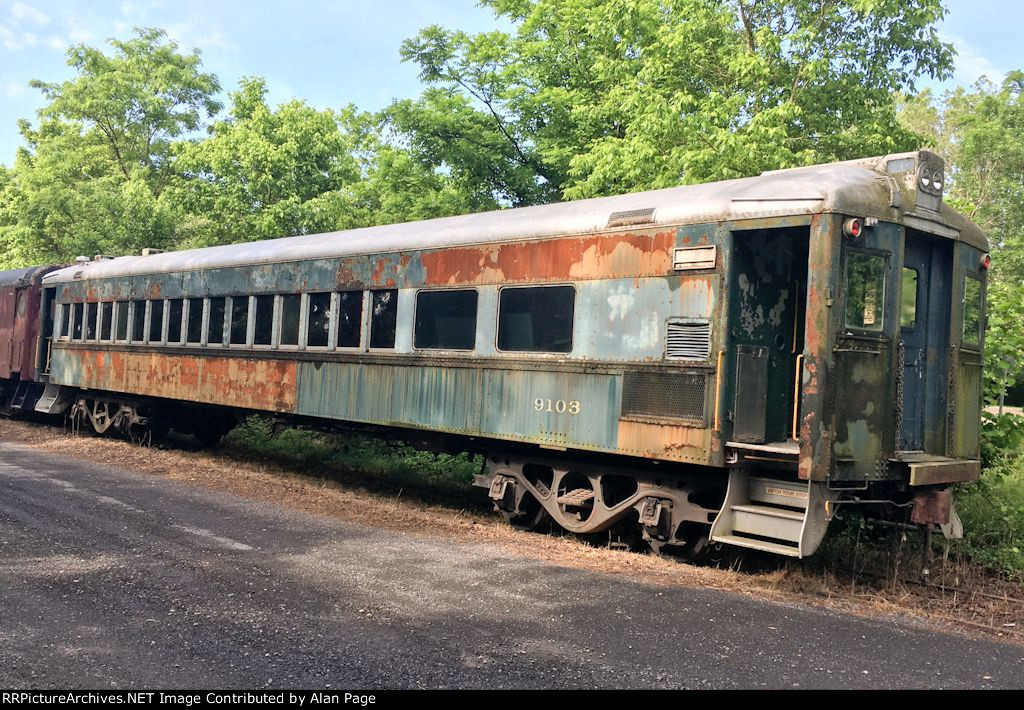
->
[280,295,301,347]
[131,300,146,342]
[100,303,113,341]
[254,295,274,346]
[336,291,363,348]
[72,303,84,340]
[59,303,71,338]
[116,302,129,341]
[149,300,164,343]
[186,298,204,344]
[84,303,97,340]
[168,299,183,344]
[307,292,331,348]
[901,268,918,329]
[230,297,249,346]
[844,253,886,332]
[497,286,575,353]
[963,276,983,345]
[415,290,478,350]
[208,297,226,345]
[369,290,398,349]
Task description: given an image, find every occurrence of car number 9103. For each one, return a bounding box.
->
[535,399,581,415]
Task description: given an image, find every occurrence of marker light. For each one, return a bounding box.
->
[843,218,863,238]
[981,253,992,270]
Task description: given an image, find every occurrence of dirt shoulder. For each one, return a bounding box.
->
[1,417,1020,646]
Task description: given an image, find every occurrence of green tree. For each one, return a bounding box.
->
[171,77,366,247]
[902,73,1024,402]
[0,28,221,265]
[395,0,954,204]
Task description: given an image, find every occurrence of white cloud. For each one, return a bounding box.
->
[11,2,49,26]
[4,80,26,97]
[120,1,145,16]
[943,33,1002,86]
[0,22,16,49]
[164,21,238,53]
[68,27,95,44]
[45,34,65,50]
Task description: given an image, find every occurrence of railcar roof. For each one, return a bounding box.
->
[0,265,55,288]
[44,151,988,284]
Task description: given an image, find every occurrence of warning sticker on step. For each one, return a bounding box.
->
[765,486,808,500]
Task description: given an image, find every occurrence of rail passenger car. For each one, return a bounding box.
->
[31,150,988,557]
[0,265,58,414]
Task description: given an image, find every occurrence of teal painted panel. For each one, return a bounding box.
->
[479,369,620,449]
[295,361,481,433]
[296,361,620,449]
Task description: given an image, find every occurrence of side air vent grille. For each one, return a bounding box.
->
[607,207,656,228]
[621,370,707,423]
[666,320,711,361]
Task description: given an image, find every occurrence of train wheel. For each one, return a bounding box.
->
[500,493,551,533]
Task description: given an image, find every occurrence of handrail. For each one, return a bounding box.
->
[714,350,724,432]
[792,354,805,441]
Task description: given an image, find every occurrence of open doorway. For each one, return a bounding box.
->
[728,227,810,445]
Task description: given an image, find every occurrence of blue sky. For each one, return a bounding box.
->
[0,0,1021,167]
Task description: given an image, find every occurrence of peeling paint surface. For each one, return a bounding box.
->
[51,349,297,412]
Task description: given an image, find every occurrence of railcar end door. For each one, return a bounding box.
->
[900,231,951,452]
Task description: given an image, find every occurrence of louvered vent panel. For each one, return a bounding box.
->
[621,371,707,423]
[607,207,656,228]
[665,320,711,360]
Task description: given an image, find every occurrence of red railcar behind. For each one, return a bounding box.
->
[0,265,58,412]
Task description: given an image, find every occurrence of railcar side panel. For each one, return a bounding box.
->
[50,349,298,412]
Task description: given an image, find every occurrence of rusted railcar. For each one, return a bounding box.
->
[0,265,58,414]
[36,150,988,557]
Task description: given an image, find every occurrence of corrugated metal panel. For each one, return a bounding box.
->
[479,369,621,449]
[295,361,481,433]
[296,362,621,450]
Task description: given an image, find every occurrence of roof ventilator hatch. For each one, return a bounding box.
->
[607,207,656,228]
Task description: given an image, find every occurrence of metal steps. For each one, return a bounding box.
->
[710,471,838,558]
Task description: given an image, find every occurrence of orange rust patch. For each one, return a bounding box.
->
[421,231,677,286]
[73,350,297,412]
[616,419,711,463]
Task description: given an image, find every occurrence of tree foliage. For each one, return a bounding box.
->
[901,74,1024,402]
[0,28,221,266]
[395,0,954,203]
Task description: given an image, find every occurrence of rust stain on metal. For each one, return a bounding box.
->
[616,419,709,462]
[910,488,952,525]
[421,231,676,286]
[74,349,297,412]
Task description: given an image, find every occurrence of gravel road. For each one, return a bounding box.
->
[1,441,1021,689]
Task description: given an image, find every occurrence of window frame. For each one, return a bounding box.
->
[841,248,889,335]
[167,298,184,346]
[278,294,302,349]
[304,291,333,351]
[368,288,399,351]
[961,272,984,349]
[335,290,365,351]
[495,283,577,355]
[412,288,479,352]
[99,302,114,342]
[114,301,130,343]
[227,295,252,348]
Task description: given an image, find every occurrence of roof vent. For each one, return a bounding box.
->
[607,207,656,228]
[93,254,115,262]
[141,248,165,256]
[74,256,89,264]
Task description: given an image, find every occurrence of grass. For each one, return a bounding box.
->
[222,415,482,497]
